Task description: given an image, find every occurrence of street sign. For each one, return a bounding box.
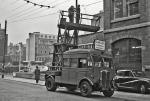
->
[94,40,105,50]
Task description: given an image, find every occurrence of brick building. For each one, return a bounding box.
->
[26,32,57,63]
[104,0,150,71]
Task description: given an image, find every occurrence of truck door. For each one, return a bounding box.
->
[68,58,78,84]
[60,58,70,84]
[77,58,89,82]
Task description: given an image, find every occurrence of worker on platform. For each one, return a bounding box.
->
[68,5,75,23]
[76,5,80,23]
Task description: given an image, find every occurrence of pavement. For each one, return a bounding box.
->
[1,74,45,86]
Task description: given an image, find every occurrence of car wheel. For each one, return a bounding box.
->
[80,81,92,97]
[45,77,57,91]
[139,84,146,94]
[103,90,114,97]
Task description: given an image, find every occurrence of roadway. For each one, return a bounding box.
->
[0,78,150,101]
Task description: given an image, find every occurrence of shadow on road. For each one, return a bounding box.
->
[54,89,137,101]
[117,89,150,95]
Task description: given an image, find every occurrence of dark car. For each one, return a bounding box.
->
[114,70,150,94]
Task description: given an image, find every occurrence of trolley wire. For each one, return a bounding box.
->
[81,0,103,7]
[9,12,58,23]
[7,0,50,19]
[8,0,71,21]
[9,8,52,21]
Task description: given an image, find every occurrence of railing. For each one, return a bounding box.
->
[59,10,101,27]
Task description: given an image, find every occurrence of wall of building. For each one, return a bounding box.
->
[104,0,150,71]
[0,25,8,63]
[26,32,57,63]
[7,42,26,64]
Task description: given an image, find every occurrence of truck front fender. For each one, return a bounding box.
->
[78,77,94,87]
[45,74,55,80]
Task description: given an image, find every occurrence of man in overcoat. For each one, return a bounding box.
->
[34,66,40,84]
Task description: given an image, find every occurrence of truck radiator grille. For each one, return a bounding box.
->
[100,70,110,89]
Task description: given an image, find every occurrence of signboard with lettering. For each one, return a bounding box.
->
[94,40,105,50]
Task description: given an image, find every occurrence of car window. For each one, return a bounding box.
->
[117,71,124,76]
[124,71,133,77]
[117,71,133,77]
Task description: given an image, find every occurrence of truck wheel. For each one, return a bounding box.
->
[80,81,92,97]
[45,77,57,91]
[103,90,114,97]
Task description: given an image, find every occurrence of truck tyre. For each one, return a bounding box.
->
[80,81,92,97]
[45,77,57,91]
[103,90,114,97]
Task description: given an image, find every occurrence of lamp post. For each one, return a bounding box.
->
[18,43,22,72]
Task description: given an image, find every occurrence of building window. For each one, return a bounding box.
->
[114,0,123,19]
[45,35,47,38]
[126,0,139,16]
[113,0,139,19]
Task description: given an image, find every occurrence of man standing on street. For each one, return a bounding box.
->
[34,66,40,84]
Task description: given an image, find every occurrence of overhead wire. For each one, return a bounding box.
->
[11,2,29,12]
[81,0,103,7]
[23,0,53,8]
[9,12,59,23]
[9,7,52,21]
[7,0,50,19]
[7,0,73,24]
[52,0,71,7]
[8,0,72,21]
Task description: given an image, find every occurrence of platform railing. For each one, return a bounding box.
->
[59,10,101,27]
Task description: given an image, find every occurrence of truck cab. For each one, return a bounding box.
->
[45,48,115,97]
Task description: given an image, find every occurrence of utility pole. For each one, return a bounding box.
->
[2,20,7,78]
[75,0,78,23]
[76,0,78,10]
[74,0,79,45]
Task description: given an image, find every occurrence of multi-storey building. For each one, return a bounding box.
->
[0,24,8,63]
[104,0,150,71]
[26,32,57,64]
[7,42,26,64]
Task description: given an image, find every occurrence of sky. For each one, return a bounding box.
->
[0,0,103,44]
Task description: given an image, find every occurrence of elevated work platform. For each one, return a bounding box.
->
[58,20,100,32]
[58,10,100,32]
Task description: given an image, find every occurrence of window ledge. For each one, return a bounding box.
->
[111,14,141,23]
